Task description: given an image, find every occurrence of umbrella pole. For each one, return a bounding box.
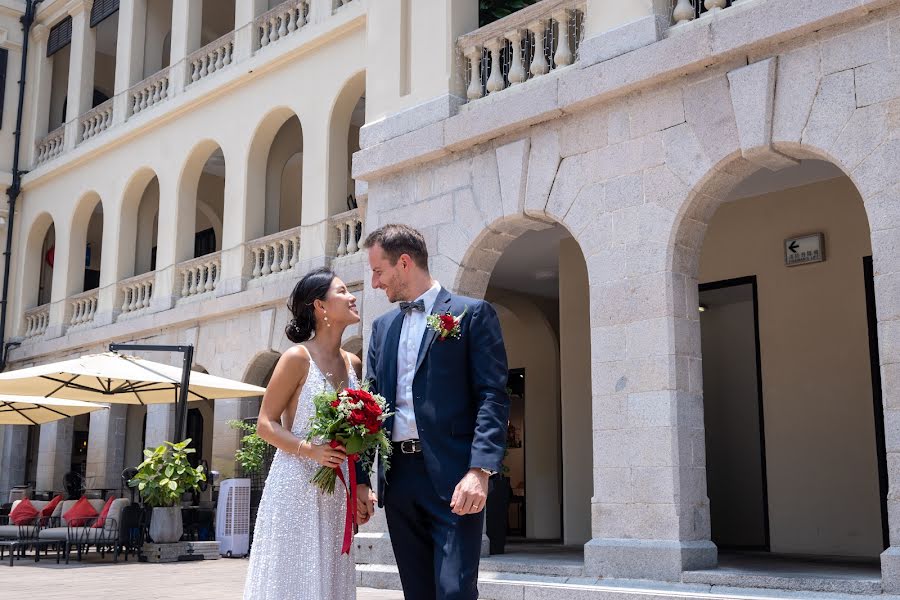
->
[109,343,195,442]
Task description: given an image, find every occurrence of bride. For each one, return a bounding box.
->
[244,267,372,600]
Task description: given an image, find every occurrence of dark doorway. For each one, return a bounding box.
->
[699,276,770,551]
[863,256,889,550]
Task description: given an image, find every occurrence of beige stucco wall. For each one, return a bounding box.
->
[699,176,882,558]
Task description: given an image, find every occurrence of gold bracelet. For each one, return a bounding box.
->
[296,439,304,456]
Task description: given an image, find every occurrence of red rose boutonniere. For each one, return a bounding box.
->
[427,307,467,341]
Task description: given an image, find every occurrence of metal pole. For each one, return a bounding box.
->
[108,343,194,442]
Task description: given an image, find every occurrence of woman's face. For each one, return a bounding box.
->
[318,277,359,326]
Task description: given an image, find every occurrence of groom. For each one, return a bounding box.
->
[355,224,509,600]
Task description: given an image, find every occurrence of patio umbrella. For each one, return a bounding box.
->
[0,395,108,425]
[0,351,266,439]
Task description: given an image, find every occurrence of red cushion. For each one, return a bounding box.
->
[9,498,39,525]
[92,497,116,529]
[41,494,63,518]
[63,497,99,527]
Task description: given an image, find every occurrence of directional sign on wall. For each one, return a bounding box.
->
[785,233,825,267]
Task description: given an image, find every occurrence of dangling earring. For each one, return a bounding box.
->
[323,310,331,327]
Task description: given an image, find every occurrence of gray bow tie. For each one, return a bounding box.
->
[399,299,426,314]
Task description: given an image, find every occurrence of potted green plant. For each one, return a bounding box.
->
[129,439,206,544]
[228,420,269,475]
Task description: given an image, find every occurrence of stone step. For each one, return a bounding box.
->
[682,567,883,596]
[356,563,900,600]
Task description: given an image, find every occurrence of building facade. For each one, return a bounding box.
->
[1,0,900,597]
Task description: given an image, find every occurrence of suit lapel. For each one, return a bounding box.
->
[414,288,452,377]
[381,310,405,430]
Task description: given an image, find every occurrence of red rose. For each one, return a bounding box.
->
[347,409,366,426]
[331,399,340,408]
[439,314,456,330]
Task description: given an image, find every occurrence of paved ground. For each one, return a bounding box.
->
[0,555,403,599]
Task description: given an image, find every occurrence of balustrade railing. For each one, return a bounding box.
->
[189,33,235,85]
[130,68,171,116]
[80,100,114,143]
[333,0,355,11]
[257,1,309,48]
[119,273,155,316]
[672,0,735,26]
[177,254,221,299]
[68,291,98,327]
[249,227,301,282]
[35,127,65,166]
[23,305,50,339]
[458,0,585,102]
[331,209,364,258]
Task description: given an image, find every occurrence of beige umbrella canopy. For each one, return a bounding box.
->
[0,352,265,404]
[0,395,108,426]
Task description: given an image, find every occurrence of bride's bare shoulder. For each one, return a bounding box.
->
[278,344,312,374]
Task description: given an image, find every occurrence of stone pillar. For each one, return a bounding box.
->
[112,0,147,125]
[63,0,97,150]
[363,0,476,135]
[0,425,28,502]
[233,0,267,61]
[144,404,176,449]
[45,223,74,339]
[307,0,334,25]
[85,405,127,491]
[151,172,189,311]
[583,263,717,580]
[25,24,52,165]
[211,398,261,480]
[580,0,667,66]
[298,110,331,270]
[169,0,202,95]
[218,147,250,297]
[36,420,73,493]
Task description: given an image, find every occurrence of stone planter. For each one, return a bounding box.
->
[149,506,183,543]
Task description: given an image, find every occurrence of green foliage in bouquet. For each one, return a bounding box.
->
[128,439,206,507]
[228,420,270,474]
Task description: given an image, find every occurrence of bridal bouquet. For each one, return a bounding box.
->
[307,384,392,553]
[307,383,392,493]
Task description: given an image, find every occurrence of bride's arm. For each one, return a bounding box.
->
[256,346,347,468]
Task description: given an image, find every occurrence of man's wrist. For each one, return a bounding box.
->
[469,467,494,478]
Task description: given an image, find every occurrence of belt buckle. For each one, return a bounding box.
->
[400,440,419,454]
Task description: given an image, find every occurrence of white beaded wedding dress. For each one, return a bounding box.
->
[243,357,357,600]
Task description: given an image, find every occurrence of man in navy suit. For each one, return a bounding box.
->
[355,223,510,600]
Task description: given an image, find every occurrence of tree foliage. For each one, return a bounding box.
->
[479,0,541,27]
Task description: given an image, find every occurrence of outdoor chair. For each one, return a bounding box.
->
[116,503,143,561]
[37,498,130,563]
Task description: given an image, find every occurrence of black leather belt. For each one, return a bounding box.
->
[393,440,422,454]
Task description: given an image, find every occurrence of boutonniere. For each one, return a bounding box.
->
[427,307,467,341]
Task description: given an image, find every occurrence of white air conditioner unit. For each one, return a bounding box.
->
[8,485,31,504]
[216,478,251,558]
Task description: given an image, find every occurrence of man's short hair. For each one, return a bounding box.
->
[363,224,429,271]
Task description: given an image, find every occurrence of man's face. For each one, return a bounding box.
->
[368,244,408,303]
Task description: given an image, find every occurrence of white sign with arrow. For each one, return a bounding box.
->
[785,233,825,267]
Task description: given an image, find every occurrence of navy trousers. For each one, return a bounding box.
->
[384,451,484,600]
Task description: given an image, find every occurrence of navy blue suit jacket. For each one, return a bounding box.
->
[358,287,510,504]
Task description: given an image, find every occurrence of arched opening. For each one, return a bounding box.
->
[264,115,303,235]
[71,193,103,294]
[676,157,885,569]
[20,213,55,338]
[328,72,365,216]
[179,142,226,264]
[144,0,173,77]
[459,220,593,554]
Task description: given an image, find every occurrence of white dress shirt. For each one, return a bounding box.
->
[393,281,442,442]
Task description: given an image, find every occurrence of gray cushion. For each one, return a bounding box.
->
[38,527,69,541]
[0,525,18,539]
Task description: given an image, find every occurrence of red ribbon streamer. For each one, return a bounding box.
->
[332,442,358,555]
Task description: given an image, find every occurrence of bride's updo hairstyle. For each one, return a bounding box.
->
[286,267,336,343]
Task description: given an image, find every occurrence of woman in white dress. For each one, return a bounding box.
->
[244,267,369,600]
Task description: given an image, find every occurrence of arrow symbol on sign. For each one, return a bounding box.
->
[788,241,799,253]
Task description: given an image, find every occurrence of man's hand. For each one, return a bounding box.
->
[356,484,376,525]
[450,469,489,516]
